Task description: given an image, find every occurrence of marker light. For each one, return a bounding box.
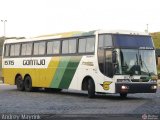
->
[150,79,157,83]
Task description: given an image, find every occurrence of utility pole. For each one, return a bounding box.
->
[146,24,148,32]
[145,24,149,33]
[1,20,7,40]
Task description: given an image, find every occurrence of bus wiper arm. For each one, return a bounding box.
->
[136,54,138,65]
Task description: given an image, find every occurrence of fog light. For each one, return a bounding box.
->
[121,85,128,90]
[151,85,157,89]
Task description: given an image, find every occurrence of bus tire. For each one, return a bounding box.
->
[120,93,127,98]
[88,78,95,98]
[16,75,25,91]
[24,76,33,92]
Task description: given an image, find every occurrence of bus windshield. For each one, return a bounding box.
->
[117,49,157,76]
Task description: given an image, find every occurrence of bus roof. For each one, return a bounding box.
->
[4,30,149,44]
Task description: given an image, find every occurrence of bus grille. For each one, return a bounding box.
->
[131,79,149,82]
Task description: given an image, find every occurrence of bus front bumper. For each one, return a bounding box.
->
[115,83,157,93]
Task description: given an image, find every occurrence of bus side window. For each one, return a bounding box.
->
[78,38,86,53]
[62,40,69,54]
[21,43,32,56]
[26,43,32,55]
[78,37,95,53]
[98,35,104,48]
[47,41,60,55]
[62,39,77,54]
[33,41,46,55]
[39,42,45,55]
[14,44,20,56]
[86,37,95,53]
[10,44,15,56]
[69,39,76,54]
[98,35,112,48]
[4,44,10,57]
[10,44,20,57]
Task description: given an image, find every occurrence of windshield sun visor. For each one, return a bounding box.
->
[113,34,154,49]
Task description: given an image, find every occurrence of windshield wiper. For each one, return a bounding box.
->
[139,55,151,76]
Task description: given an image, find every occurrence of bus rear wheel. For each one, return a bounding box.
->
[16,75,24,91]
[88,78,95,98]
[24,76,33,92]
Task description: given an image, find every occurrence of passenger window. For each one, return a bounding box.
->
[86,37,95,52]
[62,39,77,54]
[10,44,20,56]
[39,42,46,55]
[62,40,68,54]
[33,42,45,55]
[21,43,32,56]
[99,35,112,47]
[78,38,86,53]
[47,41,60,54]
[34,43,39,55]
[14,44,20,56]
[69,39,76,53]
[4,44,10,57]
[10,45,15,56]
[78,37,95,53]
[98,36,104,48]
[26,43,32,55]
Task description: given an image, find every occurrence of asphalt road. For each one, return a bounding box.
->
[0,84,160,120]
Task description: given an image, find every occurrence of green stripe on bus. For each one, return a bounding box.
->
[50,57,70,88]
[58,56,81,89]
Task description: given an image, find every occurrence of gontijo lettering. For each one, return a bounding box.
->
[23,59,45,65]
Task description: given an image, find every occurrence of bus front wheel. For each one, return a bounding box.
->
[24,76,32,92]
[16,75,24,91]
[88,78,95,98]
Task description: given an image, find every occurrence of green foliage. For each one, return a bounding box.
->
[150,32,160,48]
[0,37,5,56]
[0,37,5,46]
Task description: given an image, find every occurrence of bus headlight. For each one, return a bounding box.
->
[151,85,157,90]
[117,79,130,82]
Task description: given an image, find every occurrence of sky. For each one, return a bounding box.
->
[0,0,160,37]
